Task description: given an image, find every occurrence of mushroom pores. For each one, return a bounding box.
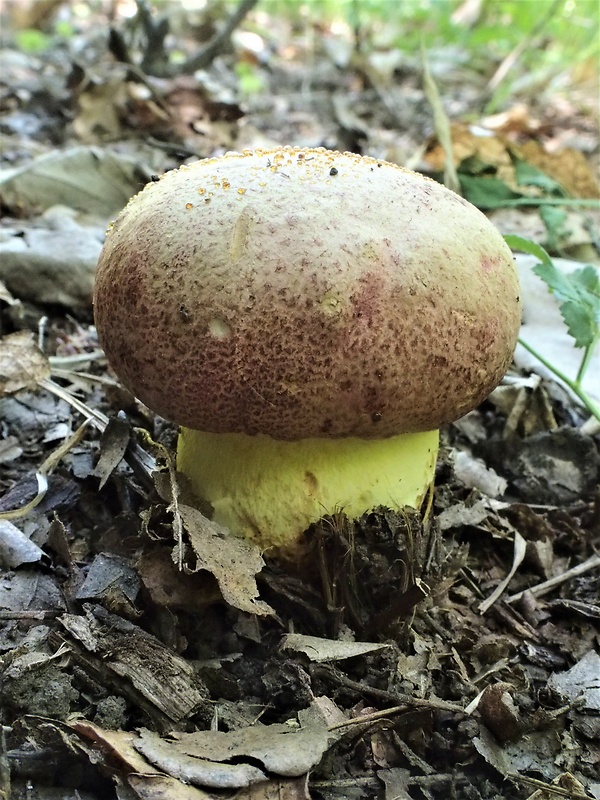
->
[93,147,522,441]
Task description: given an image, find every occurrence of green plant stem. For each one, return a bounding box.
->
[518,337,600,422]
[576,333,599,385]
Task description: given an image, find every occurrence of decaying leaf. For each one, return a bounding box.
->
[93,414,131,488]
[0,330,50,395]
[453,449,508,498]
[0,211,103,309]
[75,553,141,613]
[281,634,389,663]
[0,519,47,568]
[233,776,310,800]
[473,725,564,784]
[179,503,274,616]
[547,650,600,712]
[71,721,218,799]
[136,714,334,789]
[0,145,151,217]
[136,728,267,788]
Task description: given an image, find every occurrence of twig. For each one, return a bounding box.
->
[328,698,464,731]
[508,773,591,800]
[179,0,258,74]
[507,554,600,604]
[0,610,61,620]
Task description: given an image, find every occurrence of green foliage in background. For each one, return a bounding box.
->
[267,0,598,79]
[505,235,600,422]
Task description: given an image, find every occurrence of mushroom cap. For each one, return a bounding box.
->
[94,147,521,440]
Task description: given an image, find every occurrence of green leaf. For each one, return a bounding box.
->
[573,265,600,295]
[539,205,569,252]
[458,175,523,209]
[505,235,599,350]
[503,235,553,266]
[532,262,600,348]
[513,158,567,196]
[560,300,597,347]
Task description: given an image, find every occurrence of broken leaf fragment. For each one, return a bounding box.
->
[281,634,389,663]
[179,503,274,616]
[0,330,50,395]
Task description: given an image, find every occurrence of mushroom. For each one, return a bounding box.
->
[94,147,521,556]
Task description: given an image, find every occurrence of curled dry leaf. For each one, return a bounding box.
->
[0,330,50,395]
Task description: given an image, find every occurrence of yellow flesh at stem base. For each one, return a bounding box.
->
[177,429,439,554]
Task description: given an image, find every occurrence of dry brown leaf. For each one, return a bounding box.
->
[136,716,333,789]
[137,547,222,611]
[0,330,51,395]
[515,139,600,199]
[72,721,217,799]
[424,122,512,172]
[179,503,274,616]
[424,121,600,199]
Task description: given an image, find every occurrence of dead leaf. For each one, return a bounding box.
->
[0,211,103,308]
[281,634,388,663]
[473,725,563,783]
[75,553,141,613]
[522,772,591,800]
[0,519,47,568]
[136,716,334,790]
[71,721,218,799]
[233,776,310,800]
[547,650,600,711]
[136,547,222,611]
[180,503,273,616]
[0,145,152,217]
[0,331,50,395]
[453,449,508,498]
[517,140,600,199]
[136,727,267,789]
[93,414,130,488]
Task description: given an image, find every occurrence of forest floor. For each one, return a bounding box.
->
[0,3,599,799]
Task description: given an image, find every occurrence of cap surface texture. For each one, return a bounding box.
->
[94,147,521,440]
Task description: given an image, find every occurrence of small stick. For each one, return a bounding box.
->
[328,697,464,731]
[508,773,590,800]
[507,554,600,604]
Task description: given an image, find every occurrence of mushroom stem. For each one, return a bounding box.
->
[177,428,439,553]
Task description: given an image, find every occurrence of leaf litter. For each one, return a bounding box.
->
[0,3,599,799]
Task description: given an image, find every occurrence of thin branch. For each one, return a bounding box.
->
[506,554,600,604]
[179,0,259,74]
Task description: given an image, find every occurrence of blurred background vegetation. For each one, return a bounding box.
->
[6,0,599,87]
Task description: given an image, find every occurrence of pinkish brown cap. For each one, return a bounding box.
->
[94,147,521,440]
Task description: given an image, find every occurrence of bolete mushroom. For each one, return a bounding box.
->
[94,147,521,556]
